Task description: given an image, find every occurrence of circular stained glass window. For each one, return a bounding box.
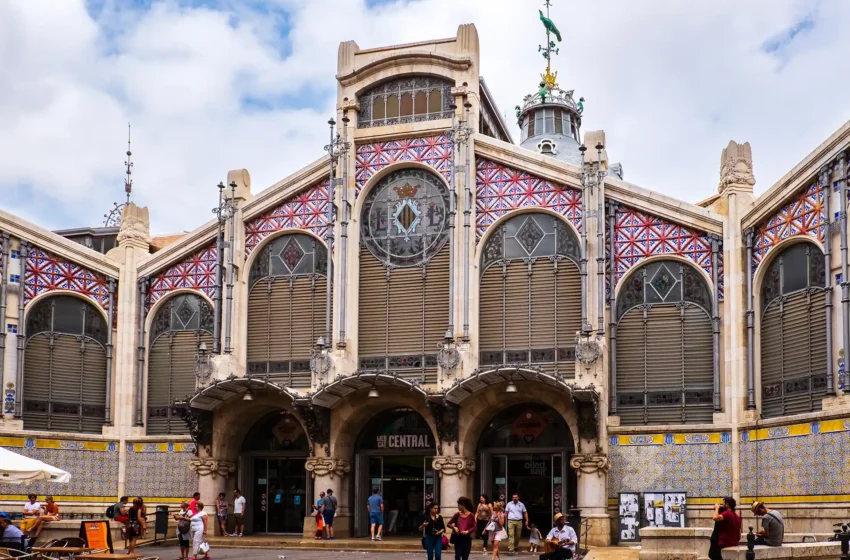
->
[361,168,450,266]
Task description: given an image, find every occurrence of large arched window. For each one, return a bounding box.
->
[247,233,328,388]
[358,168,450,383]
[23,295,108,433]
[760,241,827,417]
[478,213,581,373]
[147,294,213,435]
[614,260,713,425]
[358,77,454,128]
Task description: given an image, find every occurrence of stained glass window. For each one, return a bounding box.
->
[361,168,450,267]
[358,77,454,128]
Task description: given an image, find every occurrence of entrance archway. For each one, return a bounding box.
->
[353,407,437,537]
[476,404,576,531]
[241,410,310,535]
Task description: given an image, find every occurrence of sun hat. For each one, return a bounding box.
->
[554,513,564,522]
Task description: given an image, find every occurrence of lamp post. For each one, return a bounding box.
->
[194,342,213,383]
[212,181,238,354]
[310,336,332,380]
[437,329,461,374]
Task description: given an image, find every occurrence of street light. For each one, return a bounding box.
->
[194,342,213,382]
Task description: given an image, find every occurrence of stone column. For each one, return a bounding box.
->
[432,456,475,523]
[304,456,351,537]
[717,141,755,500]
[570,453,611,546]
[190,456,236,534]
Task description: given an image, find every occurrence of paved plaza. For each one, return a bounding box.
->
[138,546,548,560]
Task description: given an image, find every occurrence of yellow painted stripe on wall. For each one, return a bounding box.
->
[747,422,812,441]
[615,434,665,446]
[0,437,26,447]
[672,433,722,444]
[0,495,188,503]
[741,495,850,504]
[0,438,116,451]
[820,418,850,434]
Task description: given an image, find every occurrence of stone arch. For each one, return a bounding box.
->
[752,235,825,303]
[613,253,716,303]
[474,206,581,266]
[352,160,452,220]
[242,228,328,276]
[144,288,214,334]
[24,289,109,324]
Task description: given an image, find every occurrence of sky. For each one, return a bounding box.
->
[1,0,848,235]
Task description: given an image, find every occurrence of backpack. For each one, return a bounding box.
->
[105,505,115,519]
[178,517,191,535]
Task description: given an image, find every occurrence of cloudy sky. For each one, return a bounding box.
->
[2,0,847,235]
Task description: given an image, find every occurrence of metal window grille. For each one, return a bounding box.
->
[358,77,454,128]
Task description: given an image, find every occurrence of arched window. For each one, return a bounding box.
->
[760,242,827,417]
[358,77,454,128]
[147,294,213,435]
[478,213,581,373]
[358,168,450,383]
[23,295,108,433]
[614,260,713,425]
[247,234,328,387]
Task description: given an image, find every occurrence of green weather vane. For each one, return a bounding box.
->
[538,0,562,93]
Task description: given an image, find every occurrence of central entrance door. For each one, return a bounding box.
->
[477,404,576,531]
[354,408,437,537]
[240,410,310,535]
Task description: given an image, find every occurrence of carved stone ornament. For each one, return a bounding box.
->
[568,453,610,477]
[340,98,361,112]
[450,85,469,97]
[575,337,601,366]
[719,140,756,191]
[304,457,352,479]
[432,456,476,478]
[117,202,151,247]
[188,458,237,479]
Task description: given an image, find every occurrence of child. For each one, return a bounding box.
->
[314,505,325,540]
[528,522,542,553]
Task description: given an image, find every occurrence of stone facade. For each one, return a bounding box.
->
[1,23,850,546]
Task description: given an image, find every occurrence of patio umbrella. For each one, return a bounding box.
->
[0,447,71,484]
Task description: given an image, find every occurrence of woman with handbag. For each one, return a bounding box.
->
[489,502,506,560]
[476,494,492,553]
[189,501,210,560]
[420,503,446,560]
[126,499,143,555]
[447,496,476,560]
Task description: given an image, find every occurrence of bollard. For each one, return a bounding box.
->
[840,523,850,560]
[746,526,755,560]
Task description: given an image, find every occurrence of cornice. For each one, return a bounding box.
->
[337,51,473,88]
[241,155,328,222]
[742,119,850,230]
[0,209,119,277]
[136,219,217,277]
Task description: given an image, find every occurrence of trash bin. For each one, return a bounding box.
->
[154,505,170,541]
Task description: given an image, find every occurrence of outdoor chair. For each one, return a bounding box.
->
[49,539,85,548]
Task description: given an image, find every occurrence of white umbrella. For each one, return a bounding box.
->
[0,447,71,485]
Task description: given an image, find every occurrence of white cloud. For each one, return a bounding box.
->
[1,0,848,234]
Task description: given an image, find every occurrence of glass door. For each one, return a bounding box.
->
[252,458,269,533]
[250,458,307,534]
[492,455,508,503]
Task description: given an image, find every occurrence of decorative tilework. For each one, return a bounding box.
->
[752,182,825,271]
[6,324,17,333]
[244,180,331,255]
[475,157,582,240]
[147,243,217,307]
[355,134,452,197]
[25,247,111,311]
[3,383,14,414]
[125,444,198,498]
[5,446,119,497]
[608,205,721,300]
[609,442,732,498]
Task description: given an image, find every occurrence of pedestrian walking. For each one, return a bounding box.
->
[476,494,492,553]
[448,496,476,560]
[528,523,542,553]
[489,502,506,560]
[420,502,446,560]
[322,488,338,539]
[189,501,210,560]
[505,494,528,554]
[126,498,144,554]
[368,487,385,541]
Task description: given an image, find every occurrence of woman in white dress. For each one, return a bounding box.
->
[189,501,210,560]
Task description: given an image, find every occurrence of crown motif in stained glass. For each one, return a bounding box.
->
[517,217,546,254]
[393,183,420,198]
[650,264,677,299]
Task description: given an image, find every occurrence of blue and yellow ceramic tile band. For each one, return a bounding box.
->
[610,432,731,446]
[741,417,850,442]
[0,437,118,452]
[609,495,850,506]
[0,495,188,503]
[126,442,194,453]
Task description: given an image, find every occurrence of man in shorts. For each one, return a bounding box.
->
[322,489,338,540]
[233,489,246,537]
[367,487,384,541]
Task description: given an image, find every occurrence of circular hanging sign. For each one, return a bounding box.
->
[361,168,450,267]
[512,409,548,444]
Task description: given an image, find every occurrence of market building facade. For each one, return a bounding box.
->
[2,21,850,546]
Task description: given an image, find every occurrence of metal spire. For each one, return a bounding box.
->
[104,122,134,226]
[124,122,133,204]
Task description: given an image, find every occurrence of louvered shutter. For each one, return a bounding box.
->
[423,250,450,368]
[22,335,52,431]
[645,306,683,424]
[555,263,581,369]
[760,300,784,418]
[503,262,529,362]
[289,276,319,387]
[479,266,505,366]
[615,311,646,426]
[359,244,387,362]
[48,336,84,432]
[782,291,826,416]
[682,305,714,423]
[530,260,555,363]
[147,333,173,435]
[268,277,293,374]
[247,279,272,375]
[81,342,107,433]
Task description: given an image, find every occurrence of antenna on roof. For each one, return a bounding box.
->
[104,122,135,227]
[124,122,133,204]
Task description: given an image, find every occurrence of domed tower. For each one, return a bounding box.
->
[515,1,585,165]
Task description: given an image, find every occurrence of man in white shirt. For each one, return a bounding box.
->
[505,494,529,554]
[540,513,577,560]
[232,489,246,537]
[20,494,41,535]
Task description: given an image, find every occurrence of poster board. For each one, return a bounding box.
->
[642,491,686,529]
[617,492,641,543]
[79,520,114,552]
